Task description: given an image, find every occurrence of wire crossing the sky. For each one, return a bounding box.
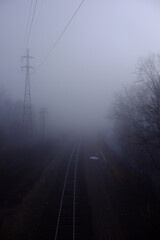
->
[25,0,38,50]
[37,0,85,71]
[22,0,38,54]
[22,0,34,53]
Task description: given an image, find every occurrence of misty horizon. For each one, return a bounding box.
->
[1,0,160,134]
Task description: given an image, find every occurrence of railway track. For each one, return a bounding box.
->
[54,143,80,240]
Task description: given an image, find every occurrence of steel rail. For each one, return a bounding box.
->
[73,143,80,239]
[54,143,80,240]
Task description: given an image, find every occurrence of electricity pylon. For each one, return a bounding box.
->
[21,48,34,141]
[40,108,47,139]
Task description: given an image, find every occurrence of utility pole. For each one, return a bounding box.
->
[40,108,47,139]
[21,48,34,141]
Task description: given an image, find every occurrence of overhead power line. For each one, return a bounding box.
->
[22,0,34,53]
[25,0,38,50]
[37,0,85,71]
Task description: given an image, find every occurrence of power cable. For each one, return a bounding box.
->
[25,0,38,50]
[37,0,85,71]
[22,0,34,53]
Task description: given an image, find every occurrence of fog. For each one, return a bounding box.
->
[2,2,160,239]
[1,0,160,136]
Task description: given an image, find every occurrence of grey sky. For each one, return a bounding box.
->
[0,0,160,133]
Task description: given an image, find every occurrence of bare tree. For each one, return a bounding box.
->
[110,54,160,171]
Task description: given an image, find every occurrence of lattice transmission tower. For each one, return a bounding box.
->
[21,48,34,141]
[40,108,47,139]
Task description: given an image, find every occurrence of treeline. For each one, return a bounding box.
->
[110,54,160,190]
[0,88,23,148]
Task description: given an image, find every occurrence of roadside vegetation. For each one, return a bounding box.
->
[109,54,160,239]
